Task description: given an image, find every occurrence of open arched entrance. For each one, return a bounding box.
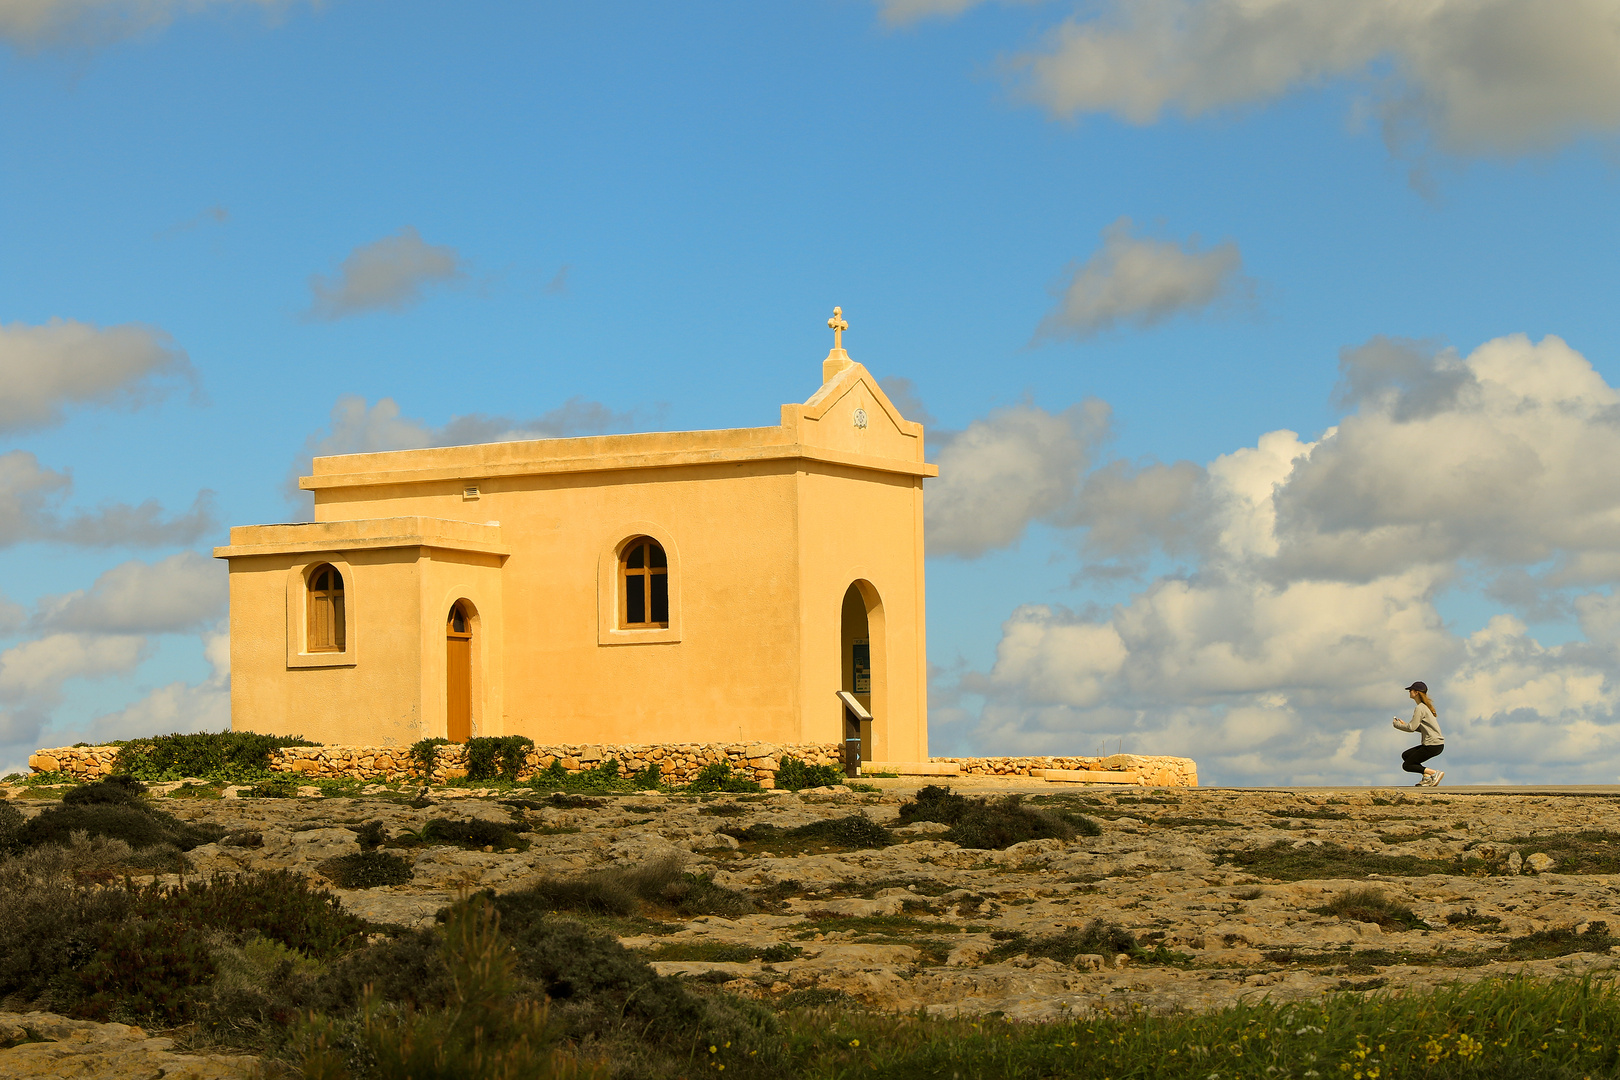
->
[840,581,885,766]
[446,601,474,742]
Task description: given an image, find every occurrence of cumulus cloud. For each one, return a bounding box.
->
[0,0,289,50]
[1035,219,1251,341]
[0,450,214,548]
[926,399,1111,558]
[306,227,466,320]
[0,631,149,752]
[947,332,1620,784]
[1008,0,1620,157]
[284,394,656,505]
[79,622,230,746]
[0,318,196,434]
[33,552,226,634]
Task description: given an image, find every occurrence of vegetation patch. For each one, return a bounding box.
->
[18,777,224,853]
[1311,887,1432,931]
[318,850,414,888]
[464,735,535,782]
[898,785,1098,849]
[775,756,846,791]
[723,813,893,853]
[417,816,529,851]
[1446,907,1505,931]
[1499,831,1620,874]
[113,731,317,783]
[1265,807,1352,821]
[503,856,756,920]
[637,941,803,964]
[684,760,763,794]
[1217,840,1456,880]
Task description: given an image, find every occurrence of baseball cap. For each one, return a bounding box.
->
[1404,681,1427,693]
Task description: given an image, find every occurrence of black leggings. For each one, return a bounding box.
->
[1401,744,1444,774]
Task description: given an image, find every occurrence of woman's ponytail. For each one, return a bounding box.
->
[1417,690,1438,716]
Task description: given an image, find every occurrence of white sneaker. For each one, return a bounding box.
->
[1429,770,1444,787]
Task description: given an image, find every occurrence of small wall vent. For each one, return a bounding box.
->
[462,486,481,501]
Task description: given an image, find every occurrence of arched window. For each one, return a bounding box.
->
[307,564,346,652]
[621,536,669,628]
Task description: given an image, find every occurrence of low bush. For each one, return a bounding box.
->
[319,851,414,889]
[420,816,527,851]
[685,760,761,793]
[775,756,846,791]
[354,820,388,850]
[898,786,1094,850]
[989,919,1142,964]
[465,735,535,782]
[75,917,217,1023]
[244,776,299,798]
[1218,840,1457,880]
[298,898,600,1080]
[499,856,756,919]
[0,798,23,855]
[113,731,317,783]
[19,800,224,852]
[725,814,893,851]
[1311,887,1431,931]
[1504,921,1619,959]
[61,774,148,806]
[129,871,371,958]
[409,736,451,779]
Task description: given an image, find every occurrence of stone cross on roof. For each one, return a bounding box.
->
[827,306,848,351]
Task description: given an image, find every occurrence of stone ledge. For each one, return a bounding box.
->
[864,761,960,776]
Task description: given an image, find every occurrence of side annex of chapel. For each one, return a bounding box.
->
[215,325,938,763]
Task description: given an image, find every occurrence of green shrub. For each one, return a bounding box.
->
[631,761,662,789]
[304,928,458,1015]
[498,856,756,919]
[1311,887,1432,931]
[20,801,224,852]
[129,871,370,958]
[775,756,846,791]
[113,731,317,783]
[989,920,1141,964]
[723,814,893,851]
[354,820,388,850]
[319,851,414,889]
[899,786,1093,849]
[420,816,526,851]
[409,737,451,779]
[0,845,140,1005]
[76,917,216,1023]
[61,774,147,806]
[685,760,761,793]
[0,799,23,855]
[299,898,595,1080]
[464,735,535,782]
[244,775,300,798]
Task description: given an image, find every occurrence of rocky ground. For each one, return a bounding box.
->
[5,778,1620,1075]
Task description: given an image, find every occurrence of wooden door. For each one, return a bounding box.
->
[446,603,472,742]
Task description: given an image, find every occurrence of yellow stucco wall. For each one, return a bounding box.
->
[216,359,935,757]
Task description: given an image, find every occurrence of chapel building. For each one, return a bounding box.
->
[215,321,936,764]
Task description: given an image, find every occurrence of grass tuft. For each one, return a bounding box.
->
[1311,887,1432,931]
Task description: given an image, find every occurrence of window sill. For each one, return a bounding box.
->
[288,651,358,669]
[599,626,681,646]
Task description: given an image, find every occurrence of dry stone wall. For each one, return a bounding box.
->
[934,754,1198,787]
[28,744,1196,787]
[28,741,842,788]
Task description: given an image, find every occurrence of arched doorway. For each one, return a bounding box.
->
[446,601,473,742]
[840,582,883,765]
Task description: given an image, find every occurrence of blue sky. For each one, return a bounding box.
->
[5,0,1620,784]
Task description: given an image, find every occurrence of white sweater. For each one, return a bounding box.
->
[1394,703,1444,745]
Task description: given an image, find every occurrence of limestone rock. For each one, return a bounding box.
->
[0,1011,255,1079]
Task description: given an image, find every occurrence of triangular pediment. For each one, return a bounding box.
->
[787,361,926,464]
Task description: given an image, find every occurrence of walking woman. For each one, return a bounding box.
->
[1393,680,1444,787]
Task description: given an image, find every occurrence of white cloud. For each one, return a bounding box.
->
[306,226,466,320]
[0,450,215,548]
[0,0,290,50]
[1035,218,1251,341]
[285,394,653,505]
[80,622,230,745]
[949,332,1620,784]
[926,399,1110,558]
[0,318,195,433]
[33,551,226,634]
[0,631,149,752]
[1011,0,1620,157]
[876,0,995,25]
